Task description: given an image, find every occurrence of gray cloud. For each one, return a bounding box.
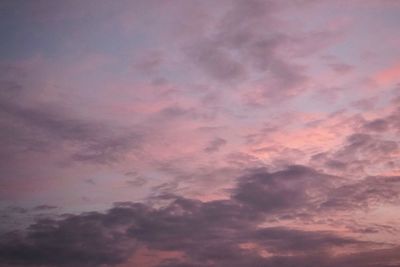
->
[204,137,227,153]
[320,175,400,211]
[0,77,141,167]
[311,131,399,175]
[233,165,333,212]
[183,0,313,100]
[1,165,399,267]
[363,119,390,132]
[32,205,58,211]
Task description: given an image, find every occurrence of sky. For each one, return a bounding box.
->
[0,0,400,266]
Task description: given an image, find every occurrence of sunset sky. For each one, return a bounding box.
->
[1,0,400,266]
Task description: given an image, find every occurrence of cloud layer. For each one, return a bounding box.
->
[1,166,400,267]
[1,0,400,266]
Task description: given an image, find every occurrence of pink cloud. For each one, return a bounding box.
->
[375,63,400,86]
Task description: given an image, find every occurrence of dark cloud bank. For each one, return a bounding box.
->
[1,166,400,267]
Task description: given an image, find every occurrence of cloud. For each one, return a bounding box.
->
[328,63,354,74]
[374,62,400,87]
[363,119,390,132]
[181,0,335,103]
[204,137,227,153]
[33,205,58,211]
[0,75,141,166]
[249,227,367,253]
[320,175,400,211]
[311,130,399,176]
[185,39,247,82]
[233,165,332,212]
[1,1,400,266]
[0,213,138,267]
[1,165,399,267]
